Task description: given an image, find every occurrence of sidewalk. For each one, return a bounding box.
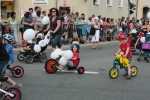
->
[14,41,118,51]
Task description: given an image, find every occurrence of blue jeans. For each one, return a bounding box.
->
[0,59,9,77]
[52,34,62,48]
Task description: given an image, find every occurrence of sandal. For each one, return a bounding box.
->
[99,45,102,49]
[92,46,95,49]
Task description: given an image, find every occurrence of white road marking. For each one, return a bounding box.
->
[44,69,99,74]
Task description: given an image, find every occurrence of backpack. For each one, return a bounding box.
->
[90,27,95,35]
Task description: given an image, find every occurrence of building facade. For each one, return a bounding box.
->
[1,0,137,22]
[137,0,150,19]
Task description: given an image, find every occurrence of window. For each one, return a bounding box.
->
[93,0,100,5]
[1,1,14,21]
[33,0,48,4]
[118,0,123,7]
[107,0,112,6]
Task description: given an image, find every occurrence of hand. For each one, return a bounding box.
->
[123,55,126,57]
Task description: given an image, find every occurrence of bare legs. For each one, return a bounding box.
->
[92,41,102,49]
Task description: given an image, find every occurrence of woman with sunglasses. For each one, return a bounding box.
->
[142,19,150,35]
[49,8,63,52]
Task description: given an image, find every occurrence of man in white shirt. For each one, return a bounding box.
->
[32,6,40,18]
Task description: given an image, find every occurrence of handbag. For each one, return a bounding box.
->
[19,17,24,32]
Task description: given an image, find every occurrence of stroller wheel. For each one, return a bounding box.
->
[146,58,150,63]
[137,58,141,61]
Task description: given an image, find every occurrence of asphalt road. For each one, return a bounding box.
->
[5,42,150,100]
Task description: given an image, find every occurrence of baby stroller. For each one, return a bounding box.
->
[25,50,47,64]
[17,45,47,64]
[137,33,150,62]
[128,30,144,52]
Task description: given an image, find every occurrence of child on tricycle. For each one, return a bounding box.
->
[115,34,134,79]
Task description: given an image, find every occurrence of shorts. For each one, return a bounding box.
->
[63,27,68,33]
[52,34,62,48]
[103,30,107,34]
[127,57,132,64]
[66,60,74,67]
[0,59,9,77]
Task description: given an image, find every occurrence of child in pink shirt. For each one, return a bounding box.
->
[129,20,134,30]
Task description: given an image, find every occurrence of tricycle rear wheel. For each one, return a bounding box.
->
[131,66,138,77]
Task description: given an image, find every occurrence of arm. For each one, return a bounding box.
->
[70,57,77,60]
[22,18,30,25]
[125,47,129,57]
[44,23,50,32]
[116,48,121,55]
[33,17,36,25]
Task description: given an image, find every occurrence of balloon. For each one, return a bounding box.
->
[38,40,46,47]
[131,29,137,33]
[51,52,59,59]
[147,12,150,19]
[34,45,41,52]
[24,29,36,41]
[140,37,145,43]
[59,56,67,65]
[42,16,49,25]
[61,50,66,55]
[64,50,73,59]
[54,49,62,56]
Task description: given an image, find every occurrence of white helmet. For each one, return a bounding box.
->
[3,34,13,44]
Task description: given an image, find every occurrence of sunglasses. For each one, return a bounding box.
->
[146,21,148,22]
[51,11,56,12]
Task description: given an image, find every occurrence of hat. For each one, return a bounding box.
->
[94,17,99,20]
[70,43,80,50]
[120,34,127,39]
[27,40,32,43]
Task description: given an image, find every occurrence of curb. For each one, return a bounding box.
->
[13,41,118,51]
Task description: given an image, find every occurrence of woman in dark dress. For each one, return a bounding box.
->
[49,8,63,52]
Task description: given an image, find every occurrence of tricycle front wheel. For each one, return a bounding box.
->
[109,68,119,79]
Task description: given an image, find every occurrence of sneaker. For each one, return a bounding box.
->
[123,73,128,77]
[14,84,22,88]
[126,75,131,79]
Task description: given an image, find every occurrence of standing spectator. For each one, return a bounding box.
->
[110,18,116,41]
[102,17,109,41]
[7,12,19,48]
[81,13,85,20]
[32,6,40,18]
[86,17,92,42]
[49,8,63,52]
[120,17,126,34]
[76,12,79,17]
[61,12,68,39]
[98,15,103,41]
[92,14,95,24]
[129,20,134,30]
[67,13,74,43]
[29,8,33,20]
[33,10,42,30]
[42,11,47,18]
[22,12,34,31]
[76,16,83,42]
[22,12,34,45]
[92,17,102,49]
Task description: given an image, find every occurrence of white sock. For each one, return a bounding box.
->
[13,82,16,86]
